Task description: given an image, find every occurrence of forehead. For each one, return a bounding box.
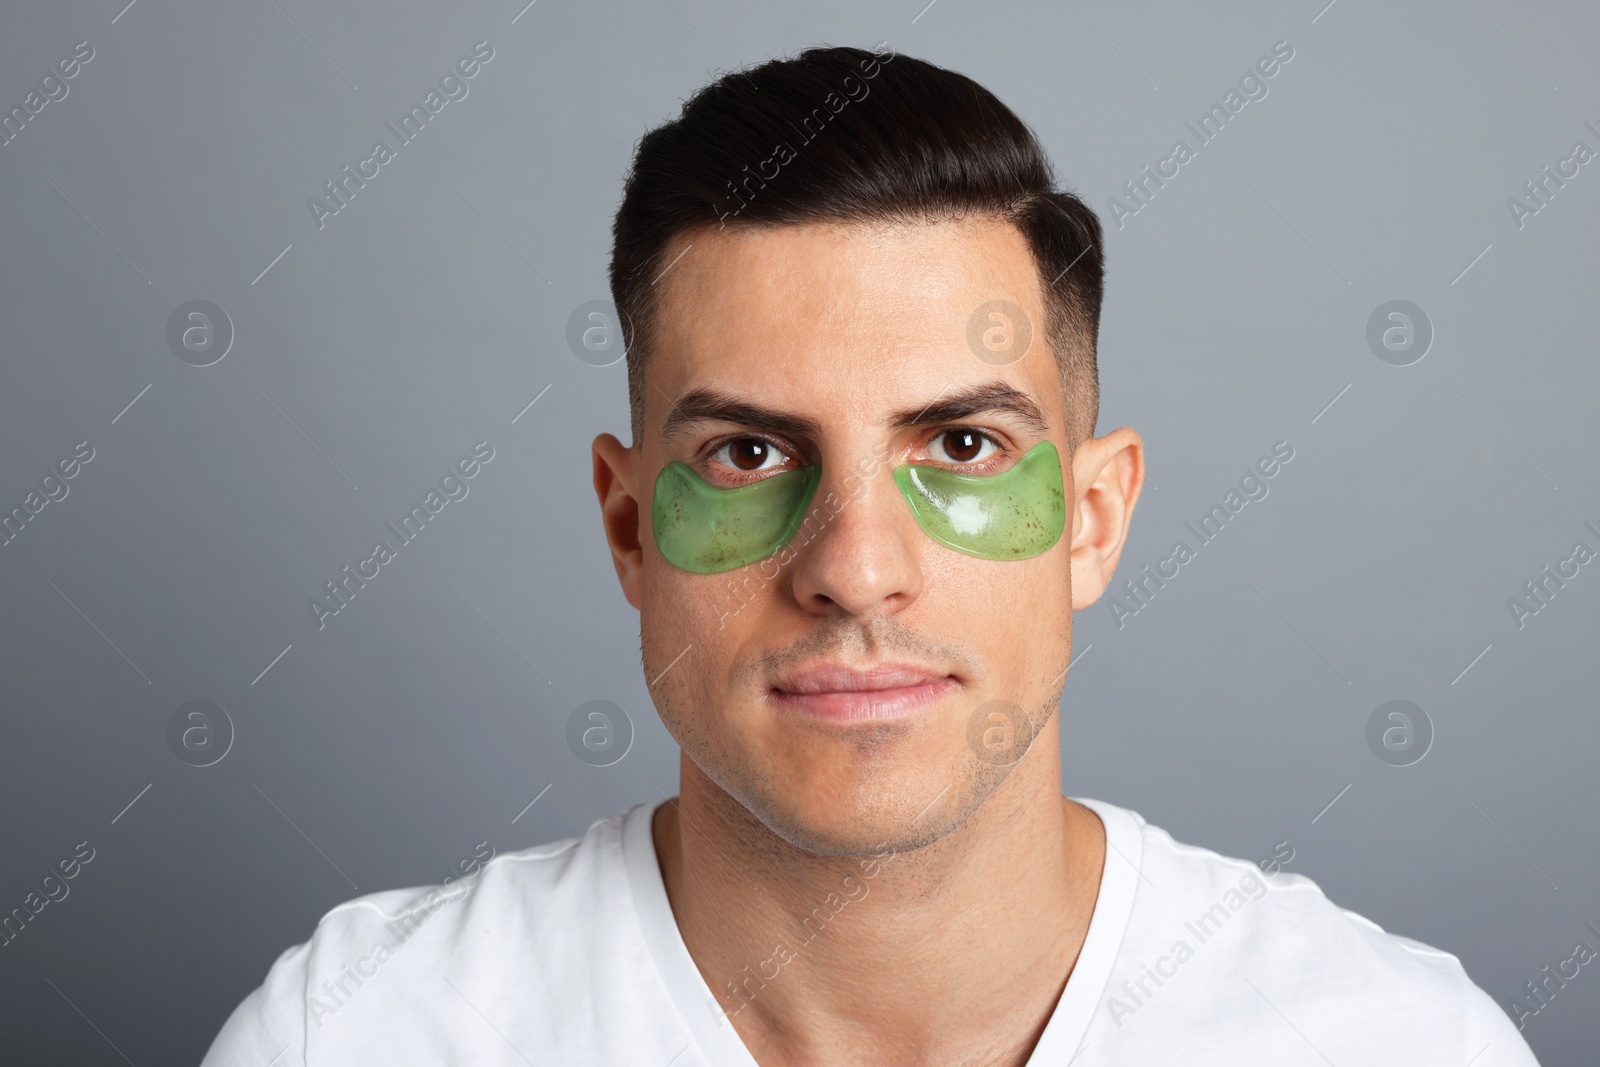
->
[646,218,1057,433]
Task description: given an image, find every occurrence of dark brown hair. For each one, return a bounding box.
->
[608,44,1104,446]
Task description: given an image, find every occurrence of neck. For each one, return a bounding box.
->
[653,723,1106,1067]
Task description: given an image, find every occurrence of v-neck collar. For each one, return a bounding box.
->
[621,795,1144,1065]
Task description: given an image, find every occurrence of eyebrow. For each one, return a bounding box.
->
[657,382,1050,441]
[659,388,824,441]
[889,383,1049,437]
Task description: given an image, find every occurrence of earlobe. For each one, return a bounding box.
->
[592,433,644,610]
[1067,428,1145,611]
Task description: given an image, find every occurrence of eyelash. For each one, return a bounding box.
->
[700,428,1013,483]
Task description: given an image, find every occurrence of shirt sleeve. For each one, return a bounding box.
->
[199,942,310,1067]
[1466,975,1543,1066]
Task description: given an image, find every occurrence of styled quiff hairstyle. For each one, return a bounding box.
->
[608,44,1105,447]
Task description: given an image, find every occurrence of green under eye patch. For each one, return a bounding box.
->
[650,441,1065,574]
[893,441,1065,560]
[652,462,820,574]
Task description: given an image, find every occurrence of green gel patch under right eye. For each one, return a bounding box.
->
[651,462,821,574]
[893,441,1066,561]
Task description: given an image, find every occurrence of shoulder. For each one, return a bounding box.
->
[200,810,637,1067]
[1086,801,1539,1064]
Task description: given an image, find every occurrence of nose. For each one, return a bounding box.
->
[785,462,924,618]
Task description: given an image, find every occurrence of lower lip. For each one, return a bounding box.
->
[769,677,960,722]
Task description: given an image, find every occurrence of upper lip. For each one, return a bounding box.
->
[771,662,953,694]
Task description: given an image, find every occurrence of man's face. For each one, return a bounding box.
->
[597,218,1129,855]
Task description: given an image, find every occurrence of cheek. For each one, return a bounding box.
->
[640,566,744,704]
[927,548,1072,692]
[639,563,788,782]
[929,542,1069,620]
[642,568,703,641]
[646,554,751,622]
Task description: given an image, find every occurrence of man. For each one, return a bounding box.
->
[204,45,1538,1065]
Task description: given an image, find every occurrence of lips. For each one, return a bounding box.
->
[768,662,959,722]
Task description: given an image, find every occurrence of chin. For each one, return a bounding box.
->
[712,740,1001,858]
[755,799,931,857]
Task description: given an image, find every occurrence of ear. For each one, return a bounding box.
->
[592,433,644,610]
[1066,427,1145,612]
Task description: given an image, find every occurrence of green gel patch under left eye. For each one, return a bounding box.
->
[652,462,821,574]
[893,441,1066,561]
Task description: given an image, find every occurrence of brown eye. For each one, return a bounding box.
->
[714,437,785,472]
[730,439,768,470]
[934,428,993,465]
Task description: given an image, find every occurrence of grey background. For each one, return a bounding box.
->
[0,0,1594,1062]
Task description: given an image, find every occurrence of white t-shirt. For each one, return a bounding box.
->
[201,797,1539,1065]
